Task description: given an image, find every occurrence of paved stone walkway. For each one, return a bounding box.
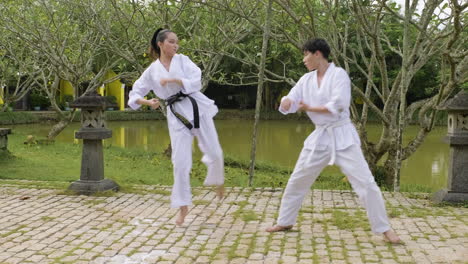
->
[0,184,467,264]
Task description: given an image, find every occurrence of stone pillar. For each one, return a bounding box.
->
[0,128,11,151]
[432,91,468,203]
[68,91,119,194]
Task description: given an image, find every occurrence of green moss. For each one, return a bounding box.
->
[431,201,468,208]
[331,209,370,231]
[92,190,118,197]
[127,248,138,256]
[231,199,259,222]
[193,199,210,206]
[405,192,430,199]
[239,210,259,222]
[40,216,56,222]
[403,206,431,218]
[125,186,171,196]
[312,171,352,190]
[388,207,402,218]
[227,237,242,259]
[83,199,106,206]
[1,225,28,238]
[229,200,249,207]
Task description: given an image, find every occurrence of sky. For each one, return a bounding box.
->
[394,0,428,13]
[392,0,450,15]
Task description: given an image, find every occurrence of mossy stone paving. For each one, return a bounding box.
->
[0,184,467,264]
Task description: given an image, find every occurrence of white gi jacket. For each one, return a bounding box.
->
[279,63,361,164]
[128,54,218,130]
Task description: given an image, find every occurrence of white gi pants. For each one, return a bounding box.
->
[168,115,224,208]
[277,144,390,234]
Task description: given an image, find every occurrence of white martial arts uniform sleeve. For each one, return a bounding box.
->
[278,76,304,115]
[180,55,202,94]
[128,67,152,110]
[324,69,351,116]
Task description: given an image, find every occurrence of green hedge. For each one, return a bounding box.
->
[0,110,166,125]
[0,112,39,125]
[214,109,310,121]
[0,108,448,125]
[105,110,165,121]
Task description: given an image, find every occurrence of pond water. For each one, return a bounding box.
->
[12,119,449,191]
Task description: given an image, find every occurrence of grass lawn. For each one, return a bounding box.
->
[1,130,434,193]
[0,131,353,192]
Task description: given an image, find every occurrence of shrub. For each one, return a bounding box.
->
[28,91,50,109]
[104,95,118,109]
[0,112,39,125]
[63,94,74,103]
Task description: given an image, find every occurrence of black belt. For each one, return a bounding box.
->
[166,92,199,130]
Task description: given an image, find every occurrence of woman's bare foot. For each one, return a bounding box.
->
[266,225,293,232]
[175,206,188,226]
[216,185,224,200]
[383,230,402,244]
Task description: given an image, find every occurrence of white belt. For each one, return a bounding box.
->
[307,118,352,165]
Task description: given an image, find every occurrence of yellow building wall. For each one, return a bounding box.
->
[59,80,74,101]
[97,86,105,96]
[57,72,124,110]
[60,80,106,98]
[104,71,124,110]
[119,127,125,148]
[0,86,4,105]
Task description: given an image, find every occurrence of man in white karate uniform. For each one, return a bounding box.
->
[266,39,401,244]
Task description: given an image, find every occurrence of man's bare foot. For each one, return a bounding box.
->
[216,185,224,200]
[383,230,402,244]
[175,206,188,226]
[266,225,293,232]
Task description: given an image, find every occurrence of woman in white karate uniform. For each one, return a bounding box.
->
[128,28,224,226]
[266,39,401,244]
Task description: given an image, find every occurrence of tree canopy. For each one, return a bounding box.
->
[0,0,466,188]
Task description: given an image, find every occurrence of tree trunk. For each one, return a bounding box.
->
[47,111,77,140]
[47,119,70,140]
[264,82,271,111]
[248,0,272,186]
[361,143,378,172]
[383,156,398,188]
[164,143,172,158]
[1,103,9,112]
[392,0,412,192]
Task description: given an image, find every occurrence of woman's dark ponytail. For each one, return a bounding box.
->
[151,28,163,55]
[148,28,172,61]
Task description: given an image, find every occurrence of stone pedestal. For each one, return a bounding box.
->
[0,128,11,151]
[68,92,119,195]
[432,91,468,203]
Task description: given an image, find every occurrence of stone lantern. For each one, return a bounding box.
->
[433,90,468,203]
[0,128,11,151]
[69,91,119,194]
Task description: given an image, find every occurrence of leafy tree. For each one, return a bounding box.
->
[0,31,39,111]
[2,0,123,139]
[273,0,467,189]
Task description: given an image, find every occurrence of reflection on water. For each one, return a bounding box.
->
[399,125,449,191]
[11,120,448,191]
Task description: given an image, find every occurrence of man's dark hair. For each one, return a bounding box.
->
[302,38,331,60]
